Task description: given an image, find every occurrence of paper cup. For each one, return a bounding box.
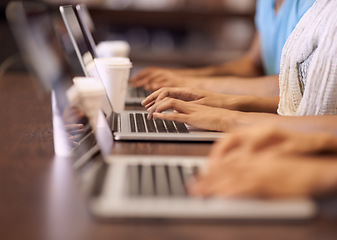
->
[94,57,132,113]
[72,77,105,131]
[96,41,130,58]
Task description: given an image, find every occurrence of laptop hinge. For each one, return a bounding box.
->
[108,112,120,133]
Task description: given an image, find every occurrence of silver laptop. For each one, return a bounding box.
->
[75,4,149,105]
[59,5,224,142]
[8,1,317,220]
[89,96,317,220]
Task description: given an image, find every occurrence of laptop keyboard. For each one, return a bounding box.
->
[129,113,189,133]
[130,87,152,98]
[128,163,200,197]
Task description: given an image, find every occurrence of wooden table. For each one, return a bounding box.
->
[1,73,337,240]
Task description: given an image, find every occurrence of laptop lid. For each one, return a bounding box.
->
[75,4,98,58]
[75,4,148,106]
[59,5,113,118]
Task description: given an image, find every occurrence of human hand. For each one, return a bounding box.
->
[130,67,196,91]
[190,151,337,198]
[62,106,88,125]
[209,127,337,162]
[142,87,240,112]
[144,97,237,132]
[65,123,85,146]
[189,127,337,198]
[62,106,88,146]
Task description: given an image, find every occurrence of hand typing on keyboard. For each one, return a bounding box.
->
[130,68,196,91]
[189,126,337,198]
[141,87,282,133]
[144,97,236,132]
[141,87,253,132]
[142,87,242,111]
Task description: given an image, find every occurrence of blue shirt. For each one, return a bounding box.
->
[255,0,315,75]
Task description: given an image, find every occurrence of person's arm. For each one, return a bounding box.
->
[190,74,279,96]
[145,98,279,132]
[190,154,337,198]
[142,87,279,114]
[189,127,337,198]
[143,93,337,133]
[181,33,264,77]
[236,114,337,134]
[130,34,267,93]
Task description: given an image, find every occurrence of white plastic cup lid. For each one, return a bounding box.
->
[97,41,130,51]
[73,77,105,96]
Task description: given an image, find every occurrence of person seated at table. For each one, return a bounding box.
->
[189,126,337,198]
[141,0,337,134]
[130,0,315,97]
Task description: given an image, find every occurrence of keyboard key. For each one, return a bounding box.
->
[144,90,152,97]
[135,113,146,132]
[128,165,139,197]
[140,165,154,196]
[181,165,195,184]
[154,119,167,133]
[164,165,172,195]
[154,165,170,196]
[137,164,142,195]
[174,121,189,133]
[164,120,177,133]
[129,114,136,132]
[168,166,186,196]
[137,87,146,98]
[144,114,157,133]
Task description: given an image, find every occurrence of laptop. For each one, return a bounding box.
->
[75,4,150,105]
[7,0,102,157]
[7,1,317,220]
[59,5,225,142]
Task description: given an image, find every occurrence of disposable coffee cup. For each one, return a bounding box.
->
[94,57,132,113]
[71,77,105,132]
[96,40,130,58]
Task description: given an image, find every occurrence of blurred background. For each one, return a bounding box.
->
[0,0,256,71]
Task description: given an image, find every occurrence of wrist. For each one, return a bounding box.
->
[221,95,254,112]
[218,109,241,132]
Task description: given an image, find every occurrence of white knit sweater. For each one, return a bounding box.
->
[278,0,337,116]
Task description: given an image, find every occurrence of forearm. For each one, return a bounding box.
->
[231,96,279,113]
[210,55,264,77]
[192,33,264,78]
[194,75,279,97]
[174,53,264,78]
[233,113,337,133]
